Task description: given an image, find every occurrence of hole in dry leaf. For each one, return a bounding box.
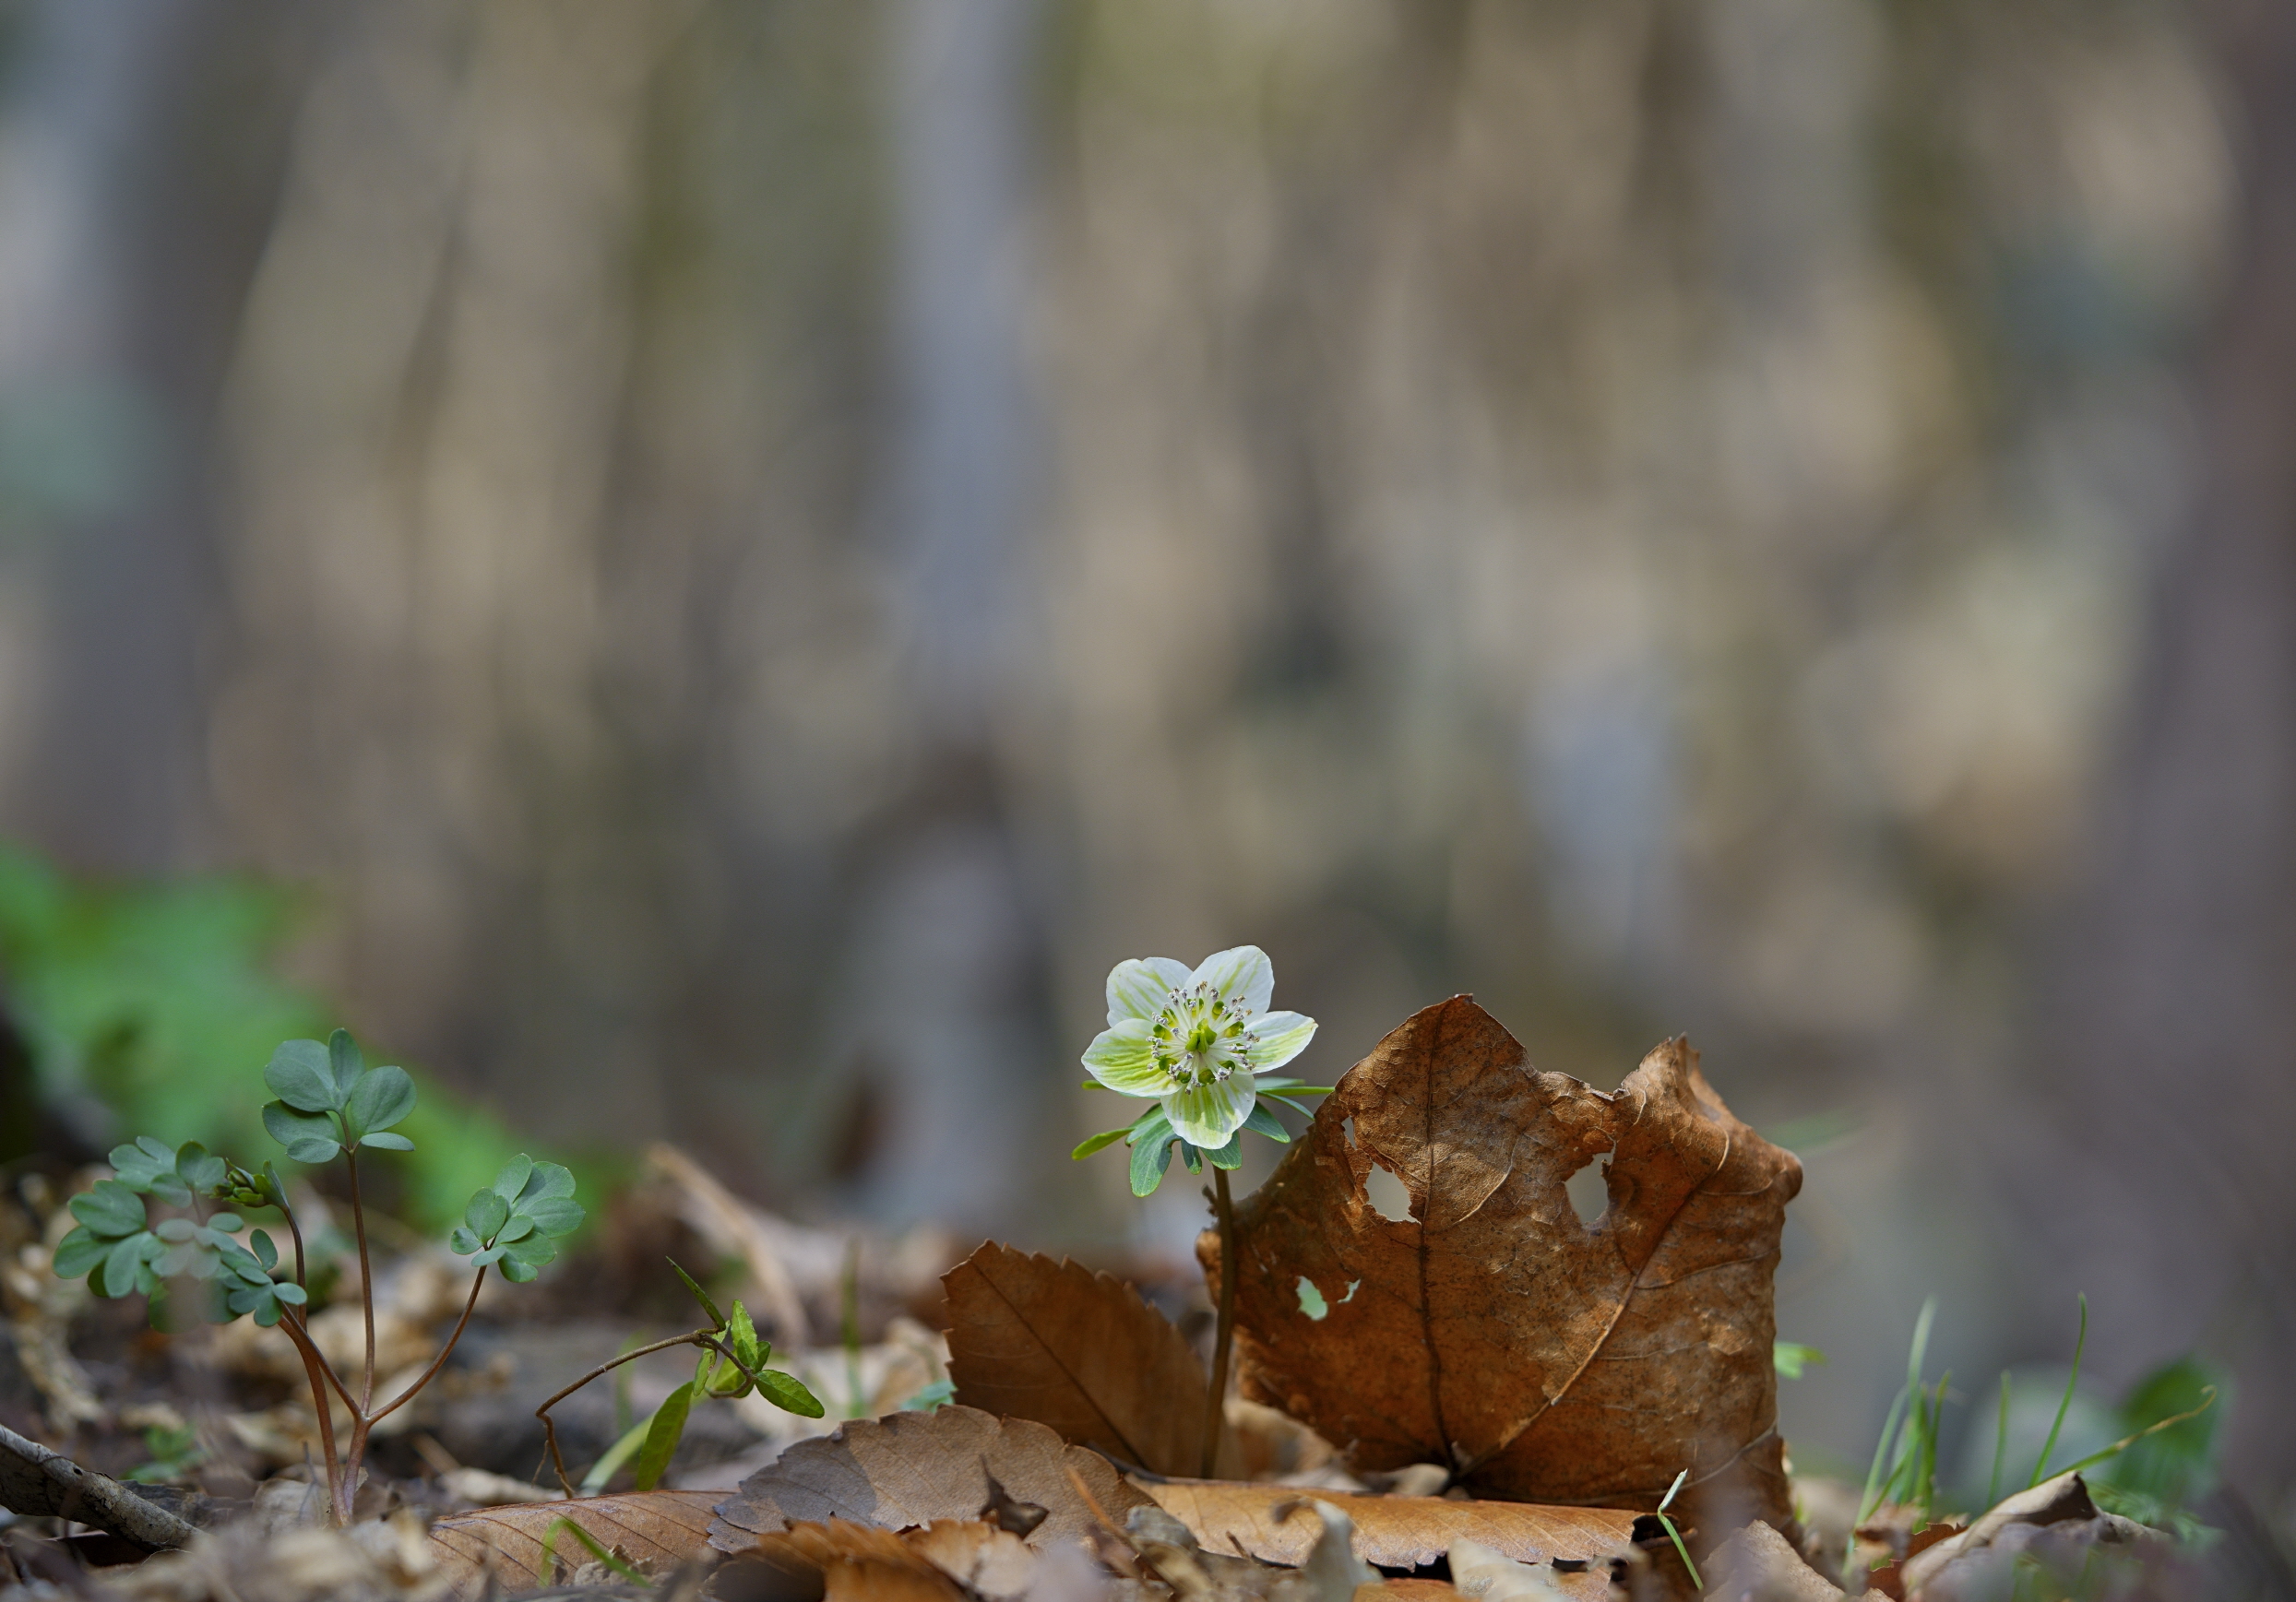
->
[1565,1153,1612,1228]
[1340,1116,1357,1147]
[1297,1277,1328,1320]
[1365,1163,1413,1222]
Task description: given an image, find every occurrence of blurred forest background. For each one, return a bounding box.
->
[1,0,2292,1534]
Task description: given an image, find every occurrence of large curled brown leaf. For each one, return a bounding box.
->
[708,1405,1153,1556]
[721,1520,992,1602]
[426,1489,720,1597]
[1209,997,1800,1538]
[1145,1481,1636,1574]
[945,1241,1233,1477]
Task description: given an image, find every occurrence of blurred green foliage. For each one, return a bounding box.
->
[0,845,550,1229]
[2092,1356,2227,1539]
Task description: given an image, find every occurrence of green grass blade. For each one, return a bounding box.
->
[1658,1513,1701,1591]
[1905,1299,1936,1410]
[841,1237,866,1418]
[543,1518,646,1584]
[2058,1387,2217,1479]
[1917,1371,1949,1523]
[1987,1371,2011,1511]
[1861,1384,1911,1522]
[2028,1293,2088,1488]
[580,1417,650,1496]
[1861,1298,1934,1520]
[1654,1469,1702,1590]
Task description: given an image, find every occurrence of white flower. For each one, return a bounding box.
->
[1082,946,1318,1148]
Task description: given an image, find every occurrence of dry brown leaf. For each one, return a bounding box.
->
[903,1518,1043,1597]
[1896,1472,2163,1600]
[426,1488,720,1597]
[1209,997,1801,1538]
[1143,1481,1636,1573]
[1228,1398,1345,1483]
[1705,1520,1862,1600]
[1447,1537,1588,1600]
[723,1519,970,1602]
[708,1404,1154,1556]
[945,1241,1234,1477]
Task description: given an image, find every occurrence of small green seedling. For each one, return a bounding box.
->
[1866,1295,2221,1546]
[2028,1294,2088,1489]
[536,1258,823,1495]
[1655,1467,1701,1590]
[1860,1297,1944,1524]
[51,1029,584,1525]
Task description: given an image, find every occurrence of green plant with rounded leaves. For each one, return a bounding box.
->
[49,1028,581,1526]
[448,1153,584,1282]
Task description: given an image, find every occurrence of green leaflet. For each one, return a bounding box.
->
[1071,1125,1135,1160]
[632,1381,696,1492]
[756,1367,825,1418]
[1130,1133,1175,1196]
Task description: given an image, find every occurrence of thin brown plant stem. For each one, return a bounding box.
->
[340,1417,369,1526]
[344,1149,376,1411]
[275,1312,345,1520]
[268,1193,356,1415]
[280,1196,307,1289]
[533,1329,717,1495]
[283,1307,361,1417]
[367,1268,487,1427]
[1202,1164,1238,1479]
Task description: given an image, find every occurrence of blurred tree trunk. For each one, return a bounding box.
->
[0,0,295,868]
[2029,0,2296,1495]
[823,0,1053,1229]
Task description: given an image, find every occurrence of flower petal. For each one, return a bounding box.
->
[1162,1074,1256,1148]
[1082,1020,1168,1096]
[1243,1010,1317,1072]
[1106,957,1191,1026]
[1191,945,1274,1017]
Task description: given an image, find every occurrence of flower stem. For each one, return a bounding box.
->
[1201,1164,1238,1478]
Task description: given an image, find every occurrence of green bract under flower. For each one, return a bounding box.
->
[1082,945,1317,1148]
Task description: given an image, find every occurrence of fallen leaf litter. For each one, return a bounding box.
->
[0,994,2050,1601]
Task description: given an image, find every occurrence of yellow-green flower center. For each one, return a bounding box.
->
[1148,982,1260,1088]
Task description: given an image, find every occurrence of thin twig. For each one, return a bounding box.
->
[1201,1166,1238,1478]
